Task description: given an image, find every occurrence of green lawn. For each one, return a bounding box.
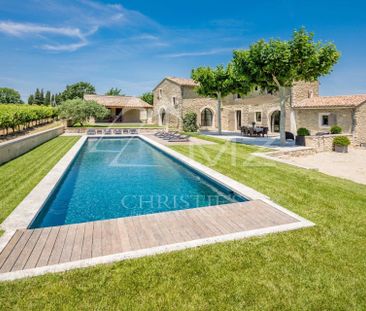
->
[0,136,366,310]
[0,136,80,224]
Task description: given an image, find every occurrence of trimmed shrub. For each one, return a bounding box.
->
[297,128,310,136]
[183,112,198,132]
[330,125,342,134]
[333,136,351,147]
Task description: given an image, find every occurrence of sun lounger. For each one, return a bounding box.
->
[96,129,103,135]
[87,129,96,135]
[168,135,190,142]
[104,129,112,135]
[130,129,138,134]
[123,129,129,134]
[114,129,122,135]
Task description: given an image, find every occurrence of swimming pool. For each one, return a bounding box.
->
[30,137,247,228]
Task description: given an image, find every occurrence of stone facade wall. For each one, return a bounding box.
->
[153,80,183,128]
[304,134,354,152]
[295,108,353,135]
[354,103,366,145]
[153,78,321,133]
[291,81,319,103]
[0,126,64,165]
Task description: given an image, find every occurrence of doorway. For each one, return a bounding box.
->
[271,111,281,132]
[236,110,242,130]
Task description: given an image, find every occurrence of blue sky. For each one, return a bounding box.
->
[0,0,365,100]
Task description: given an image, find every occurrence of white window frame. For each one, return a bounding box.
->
[319,113,331,128]
[255,111,262,123]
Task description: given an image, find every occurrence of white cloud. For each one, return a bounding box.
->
[162,48,235,58]
[0,21,95,52]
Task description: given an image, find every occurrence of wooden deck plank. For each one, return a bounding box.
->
[0,200,301,274]
[11,229,42,271]
[70,224,84,261]
[116,218,132,252]
[24,227,51,269]
[91,221,102,257]
[36,226,60,268]
[59,225,78,263]
[48,225,69,265]
[0,230,32,273]
[0,230,24,269]
[81,222,94,260]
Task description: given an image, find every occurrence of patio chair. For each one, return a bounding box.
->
[241,126,248,136]
[114,129,122,135]
[261,127,269,137]
[86,128,96,135]
[168,134,190,142]
[104,129,112,135]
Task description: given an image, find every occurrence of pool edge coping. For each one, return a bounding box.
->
[0,134,315,281]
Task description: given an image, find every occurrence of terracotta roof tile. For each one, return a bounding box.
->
[84,94,152,108]
[166,77,198,87]
[294,95,366,108]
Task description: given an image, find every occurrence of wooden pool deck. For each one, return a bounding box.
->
[0,200,301,276]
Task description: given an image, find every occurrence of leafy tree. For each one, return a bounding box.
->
[57,99,110,126]
[233,28,340,145]
[0,87,23,104]
[28,94,35,105]
[183,112,198,132]
[105,88,124,96]
[191,64,251,134]
[61,82,96,101]
[140,92,153,105]
[45,91,51,105]
[34,88,43,105]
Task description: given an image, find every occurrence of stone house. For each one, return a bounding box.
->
[84,94,153,124]
[153,77,366,145]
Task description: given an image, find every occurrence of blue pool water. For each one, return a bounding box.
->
[31,138,247,228]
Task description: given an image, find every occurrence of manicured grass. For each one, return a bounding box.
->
[0,136,80,224]
[0,136,366,309]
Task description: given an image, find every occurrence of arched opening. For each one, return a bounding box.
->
[271,110,281,132]
[159,108,166,126]
[123,109,141,123]
[201,108,213,127]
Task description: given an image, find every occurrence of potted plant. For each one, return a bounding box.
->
[330,125,342,134]
[333,136,351,153]
[296,128,310,146]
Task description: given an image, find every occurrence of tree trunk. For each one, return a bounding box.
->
[217,92,222,135]
[279,86,288,146]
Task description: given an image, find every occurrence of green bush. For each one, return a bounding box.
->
[297,128,310,136]
[183,112,198,132]
[58,99,110,126]
[333,136,351,146]
[330,125,342,134]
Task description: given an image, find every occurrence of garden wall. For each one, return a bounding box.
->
[0,126,64,165]
[304,134,354,152]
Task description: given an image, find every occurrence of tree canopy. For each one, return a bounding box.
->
[191,64,252,133]
[105,88,124,96]
[232,28,340,89]
[232,28,340,144]
[57,99,110,126]
[0,87,23,104]
[60,82,96,101]
[140,92,153,105]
